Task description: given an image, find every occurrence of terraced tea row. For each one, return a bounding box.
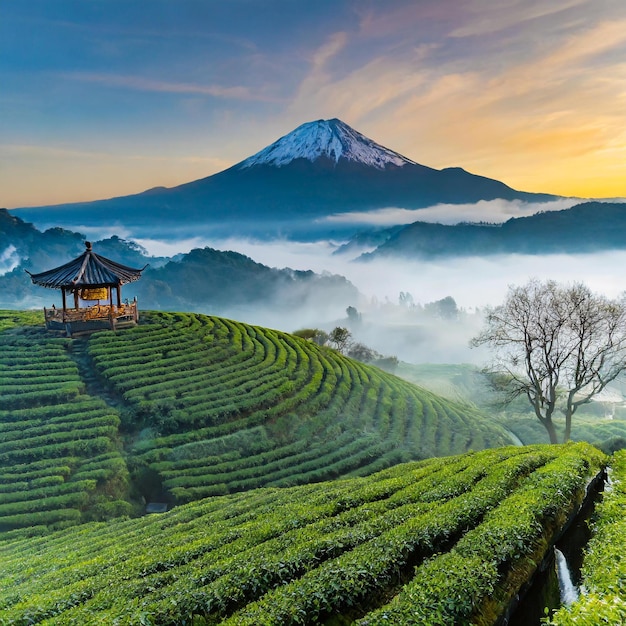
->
[86,312,510,501]
[0,443,606,625]
[0,325,129,537]
[0,310,42,333]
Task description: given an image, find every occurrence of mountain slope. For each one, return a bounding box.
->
[237,118,416,169]
[11,119,558,239]
[0,311,511,536]
[132,246,358,320]
[359,201,626,259]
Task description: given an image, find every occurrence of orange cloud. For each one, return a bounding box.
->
[285,16,626,197]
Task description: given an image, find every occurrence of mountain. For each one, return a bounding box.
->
[0,208,169,271]
[132,246,359,324]
[356,201,626,259]
[11,119,558,240]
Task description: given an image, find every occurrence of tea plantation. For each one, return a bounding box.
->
[1,311,622,625]
[0,310,510,535]
[0,443,606,624]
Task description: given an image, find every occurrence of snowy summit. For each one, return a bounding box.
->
[237,118,416,170]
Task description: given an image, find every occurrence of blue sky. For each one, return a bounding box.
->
[2,0,626,207]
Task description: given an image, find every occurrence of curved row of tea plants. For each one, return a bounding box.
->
[0,310,42,333]
[86,312,510,501]
[549,449,626,626]
[0,443,605,625]
[0,321,129,537]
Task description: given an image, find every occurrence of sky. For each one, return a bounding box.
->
[2,0,626,209]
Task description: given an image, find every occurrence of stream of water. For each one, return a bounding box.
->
[554,547,579,606]
[506,472,604,625]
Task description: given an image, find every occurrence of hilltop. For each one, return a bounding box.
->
[0,213,358,321]
[0,310,510,537]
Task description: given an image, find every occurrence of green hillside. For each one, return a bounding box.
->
[0,312,130,537]
[0,443,606,625]
[0,310,510,535]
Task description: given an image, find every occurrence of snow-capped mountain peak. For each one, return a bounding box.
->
[237,118,416,170]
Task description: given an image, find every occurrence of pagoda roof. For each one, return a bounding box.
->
[27,242,147,289]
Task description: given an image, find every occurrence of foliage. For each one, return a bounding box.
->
[423,295,459,320]
[1,310,510,534]
[0,310,43,332]
[346,305,361,323]
[361,202,626,260]
[292,328,328,345]
[0,444,605,625]
[328,326,352,353]
[472,279,626,444]
[130,246,359,313]
[85,312,508,504]
[0,210,357,313]
[346,341,377,362]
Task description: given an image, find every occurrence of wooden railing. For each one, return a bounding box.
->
[44,302,138,324]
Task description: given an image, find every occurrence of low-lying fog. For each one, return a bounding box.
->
[132,233,626,365]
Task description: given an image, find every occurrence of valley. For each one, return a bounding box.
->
[4,2,626,622]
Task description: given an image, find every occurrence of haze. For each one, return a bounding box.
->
[128,233,626,364]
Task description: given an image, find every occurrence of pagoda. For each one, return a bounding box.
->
[27,241,146,336]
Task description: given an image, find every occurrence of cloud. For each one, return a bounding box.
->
[278,5,626,198]
[129,235,626,364]
[289,54,428,126]
[449,0,589,38]
[133,235,626,308]
[286,32,351,119]
[364,18,626,197]
[60,72,276,102]
[131,236,215,258]
[0,245,20,275]
[311,32,349,71]
[322,198,584,226]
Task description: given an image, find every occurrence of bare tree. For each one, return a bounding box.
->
[472,279,626,443]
